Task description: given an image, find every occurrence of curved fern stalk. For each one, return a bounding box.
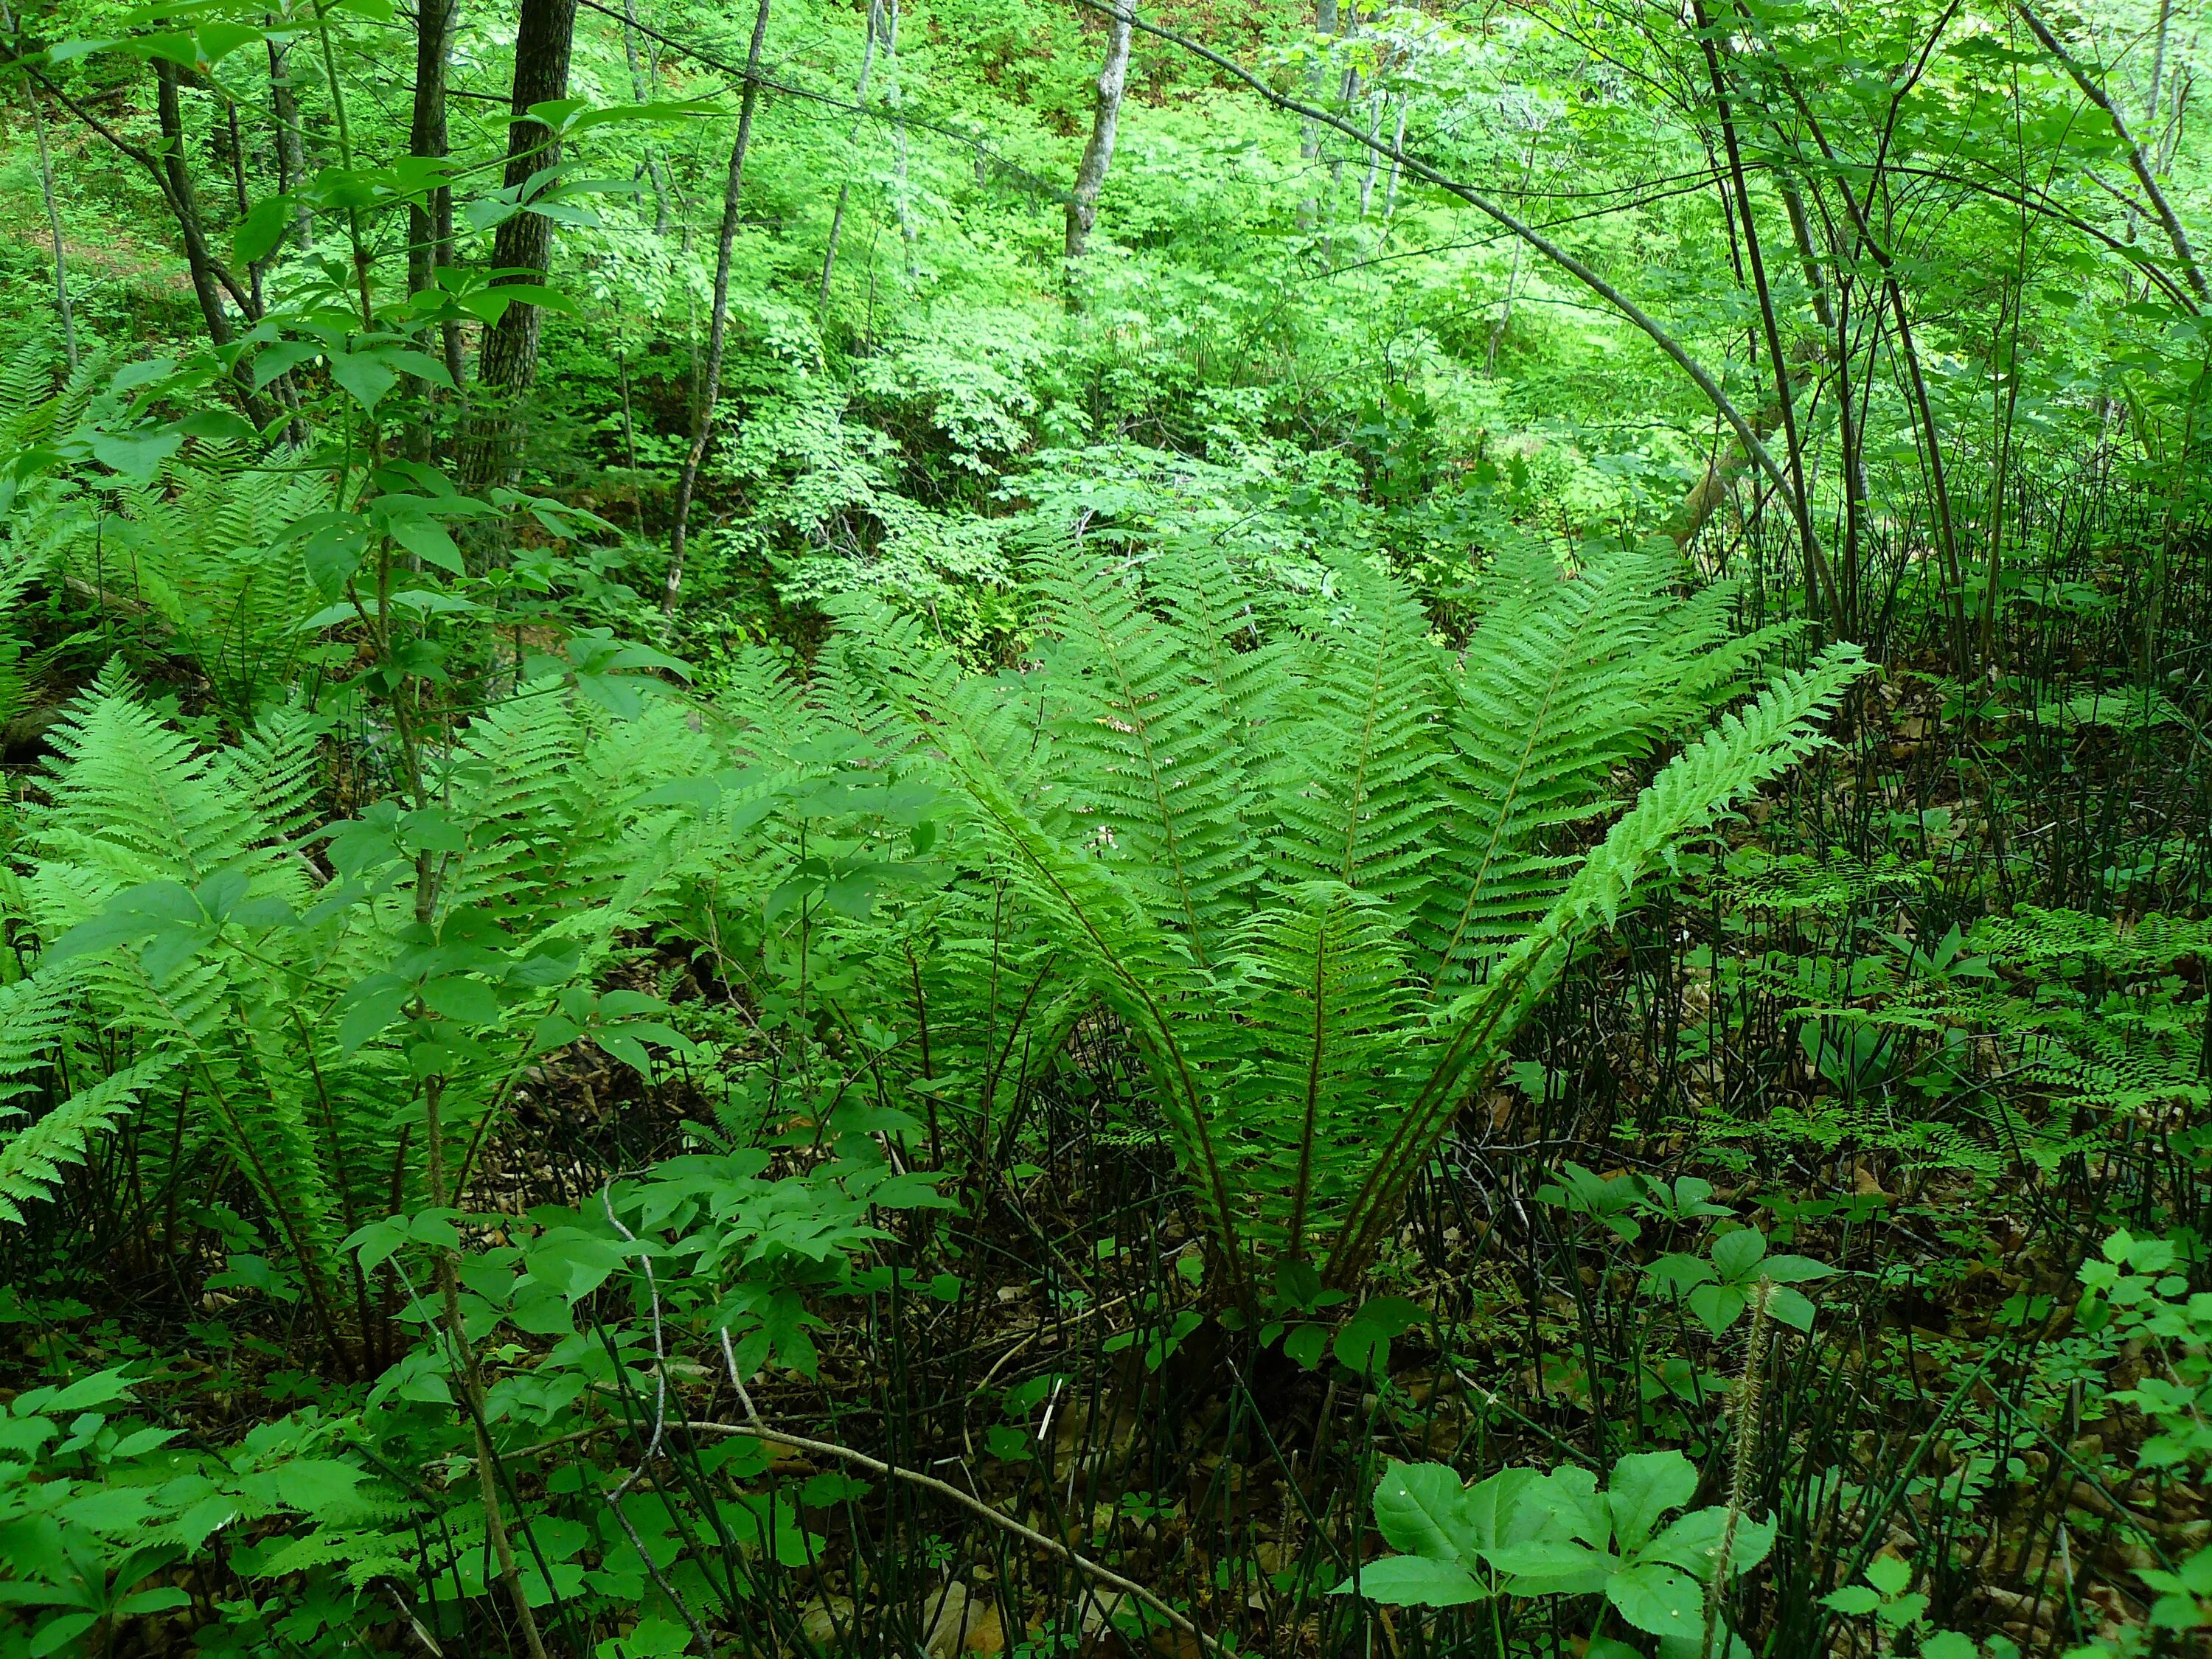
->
[1223,884,1413,1262]
[1322,642,1869,1284]
[0,1055,178,1224]
[859,641,1258,1290]
[1419,542,1796,985]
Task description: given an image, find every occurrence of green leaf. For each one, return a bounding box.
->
[232,195,293,265]
[327,351,399,412]
[90,428,181,480]
[1820,1585,1883,1615]
[1483,1539,1615,1596]
[1687,1282,1748,1335]
[1371,1462,1469,1560]
[338,981,410,1051]
[1709,1228,1767,1284]
[1330,1556,1487,1606]
[1864,1556,1912,1596]
[1607,1450,1698,1553]
[422,975,502,1028]
[389,517,465,574]
[1768,1284,1818,1331]
[1335,1295,1423,1375]
[1607,1559,1704,1638]
[117,1588,190,1616]
[30,1613,99,1658]
[1645,1507,1776,1579]
[1759,1253,1834,1284]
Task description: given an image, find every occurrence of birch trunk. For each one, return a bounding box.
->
[1063,1,1133,260]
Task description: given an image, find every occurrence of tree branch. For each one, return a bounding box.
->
[1067,0,1806,518]
[2012,0,2210,305]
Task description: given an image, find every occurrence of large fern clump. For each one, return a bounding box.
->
[719,538,1868,1293]
[0,664,725,1356]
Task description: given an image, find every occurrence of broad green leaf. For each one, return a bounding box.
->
[1330,1556,1486,1606]
[1371,1461,1469,1560]
[1769,1284,1818,1331]
[1759,1253,1834,1284]
[1483,1539,1615,1595]
[1607,1449,1698,1552]
[89,428,181,480]
[1645,1506,1776,1578]
[1687,1282,1748,1335]
[327,352,397,412]
[1710,1228,1767,1283]
[232,195,293,265]
[1606,1559,1704,1638]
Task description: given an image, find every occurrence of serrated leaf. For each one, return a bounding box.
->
[1371,1462,1469,1560]
[1607,1559,1704,1638]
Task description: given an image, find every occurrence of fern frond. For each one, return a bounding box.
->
[1328,641,1869,1281]
[0,1055,178,1223]
[1268,556,1444,908]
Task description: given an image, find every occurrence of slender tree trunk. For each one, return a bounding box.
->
[1298,0,1338,226]
[153,59,279,425]
[1063,1,1133,261]
[662,0,775,622]
[462,0,580,488]
[818,0,883,310]
[267,26,313,246]
[619,0,673,234]
[0,0,77,367]
[1357,91,1381,217]
[1781,176,1867,593]
[2012,0,2208,305]
[883,0,914,274]
[1777,66,1970,659]
[408,0,462,402]
[1485,133,1541,376]
[1690,0,1837,622]
[1380,97,1405,226]
[2146,0,2172,132]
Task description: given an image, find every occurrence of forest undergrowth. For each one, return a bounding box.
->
[0,0,2209,1654]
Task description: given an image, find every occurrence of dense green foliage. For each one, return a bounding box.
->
[0,0,2208,1654]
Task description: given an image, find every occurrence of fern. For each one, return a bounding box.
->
[0,1056,178,1224]
[0,668,738,1352]
[738,540,1870,1287]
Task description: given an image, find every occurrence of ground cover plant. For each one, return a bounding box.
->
[0,0,2207,1653]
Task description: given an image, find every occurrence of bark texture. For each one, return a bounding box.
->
[462,0,580,487]
[1063,2,1133,260]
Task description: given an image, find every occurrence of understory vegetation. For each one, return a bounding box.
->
[0,0,2208,1652]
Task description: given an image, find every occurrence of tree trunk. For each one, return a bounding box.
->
[661,0,775,622]
[619,0,673,234]
[883,0,914,274]
[0,0,77,367]
[153,60,276,424]
[1063,1,1132,261]
[267,29,313,246]
[1297,0,1338,226]
[1380,97,1405,226]
[408,0,462,398]
[462,0,580,487]
[1689,0,1836,622]
[818,0,883,310]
